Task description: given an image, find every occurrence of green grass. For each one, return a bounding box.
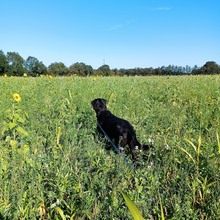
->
[0,75,220,219]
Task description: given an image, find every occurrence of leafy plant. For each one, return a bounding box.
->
[120,191,144,220]
[0,75,219,219]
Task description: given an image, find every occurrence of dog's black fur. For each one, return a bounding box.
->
[91,98,149,162]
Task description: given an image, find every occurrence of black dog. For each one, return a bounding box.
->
[91,98,149,162]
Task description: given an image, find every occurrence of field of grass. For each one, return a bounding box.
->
[0,75,220,219]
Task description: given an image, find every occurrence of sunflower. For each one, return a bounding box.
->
[13,93,21,102]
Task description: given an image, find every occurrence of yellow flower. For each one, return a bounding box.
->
[13,93,21,102]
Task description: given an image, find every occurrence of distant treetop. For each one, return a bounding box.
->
[0,50,220,76]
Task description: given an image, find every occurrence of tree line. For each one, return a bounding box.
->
[1,50,220,77]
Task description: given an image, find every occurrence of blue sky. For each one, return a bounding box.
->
[1,0,220,69]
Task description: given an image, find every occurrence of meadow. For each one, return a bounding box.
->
[0,75,219,219]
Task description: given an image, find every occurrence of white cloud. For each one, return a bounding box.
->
[150,7,172,11]
[110,24,123,30]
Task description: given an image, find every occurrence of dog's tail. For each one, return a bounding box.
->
[142,144,154,151]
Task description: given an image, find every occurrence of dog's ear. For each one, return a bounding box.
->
[91,99,96,107]
[101,98,107,105]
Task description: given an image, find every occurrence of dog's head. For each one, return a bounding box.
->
[91,98,107,115]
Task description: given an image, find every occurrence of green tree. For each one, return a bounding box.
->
[48,62,69,76]
[200,61,220,75]
[69,62,94,76]
[7,52,26,76]
[0,50,9,75]
[191,65,200,75]
[96,64,112,76]
[25,56,47,76]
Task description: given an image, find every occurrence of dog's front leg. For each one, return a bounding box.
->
[96,125,111,150]
[97,125,104,138]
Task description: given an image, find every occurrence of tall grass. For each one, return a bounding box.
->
[0,75,220,219]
